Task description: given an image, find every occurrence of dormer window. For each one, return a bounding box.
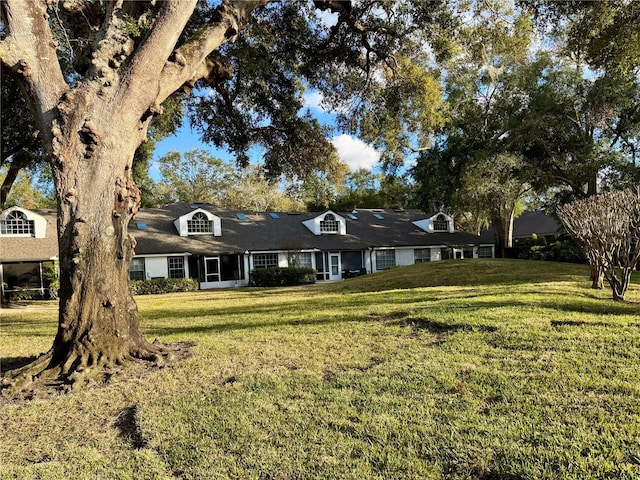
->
[187,212,213,234]
[175,208,221,236]
[320,214,339,233]
[1,210,34,236]
[302,210,346,235]
[433,214,449,232]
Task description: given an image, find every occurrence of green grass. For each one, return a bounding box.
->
[1,259,640,479]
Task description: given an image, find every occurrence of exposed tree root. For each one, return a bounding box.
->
[1,340,193,401]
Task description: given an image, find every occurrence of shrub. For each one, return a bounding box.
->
[249,267,316,287]
[7,289,46,301]
[43,262,60,300]
[131,278,199,295]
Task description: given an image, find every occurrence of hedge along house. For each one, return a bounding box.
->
[0,203,494,293]
[0,206,59,299]
[129,203,494,288]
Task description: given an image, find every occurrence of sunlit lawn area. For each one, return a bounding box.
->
[1,259,640,479]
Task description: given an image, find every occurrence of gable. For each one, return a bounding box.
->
[302,210,347,236]
[173,208,222,237]
[413,212,454,234]
[0,206,48,239]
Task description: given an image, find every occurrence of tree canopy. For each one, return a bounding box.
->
[1,0,639,392]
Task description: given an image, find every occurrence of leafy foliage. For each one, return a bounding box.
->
[249,267,316,287]
[130,278,199,296]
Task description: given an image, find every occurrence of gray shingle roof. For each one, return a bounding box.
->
[0,210,58,262]
[0,205,490,263]
[512,211,561,238]
[132,203,488,255]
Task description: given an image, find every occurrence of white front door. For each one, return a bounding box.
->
[329,253,341,280]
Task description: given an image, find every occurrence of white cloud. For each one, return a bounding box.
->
[303,90,326,112]
[331,134,380,172]
[316,9,339,27]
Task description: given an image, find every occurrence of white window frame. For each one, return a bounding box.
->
[288,251,313,268]
[414,248,431,263]
[0,210,34,236]
[433,214,449,232]
[168,256,185,278]
[187,211,214,234]
[320,214,339,233]
[253,253,279,269]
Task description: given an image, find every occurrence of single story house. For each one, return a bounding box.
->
[0,206,58,298]
[1,203,494,295]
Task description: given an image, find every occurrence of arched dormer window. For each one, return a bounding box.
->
[187,212,213,233]
[0,210,34,236]
[320,213,339,233]
[433,214,449,232]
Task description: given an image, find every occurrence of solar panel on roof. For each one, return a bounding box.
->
[190,204,198,209]
[347,213,357,220]
[269,212,280,219]
[136,222,147,230]
[236,213,246,220]
[373,213,384,219]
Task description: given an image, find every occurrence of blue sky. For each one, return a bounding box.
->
[150,89,382,182]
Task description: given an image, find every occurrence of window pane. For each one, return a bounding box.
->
[375,250,395,270]
[1,211,34,236]
[187,212,213,233]
[414,248,431,263]
[128,258,145,281]
[253,253,278,269]
[320,214,339,233]
[168,257,185,278]
[433,215,449,231]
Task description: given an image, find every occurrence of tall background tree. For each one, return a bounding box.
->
[413,0,538,251]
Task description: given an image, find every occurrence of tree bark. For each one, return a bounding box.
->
[589,263,604,289]
[6,85,166,389]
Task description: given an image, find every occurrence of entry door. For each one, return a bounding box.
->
[204,257,220,282]
[329,253,341,281]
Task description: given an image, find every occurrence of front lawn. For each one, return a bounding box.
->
[1,260,639,479]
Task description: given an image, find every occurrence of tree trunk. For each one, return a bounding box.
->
[1,0,269,392]
[50,156,157,380]
[491,209,515,258]
[6,94,165,390]
[608,269,631,302]
[589,262,604,289]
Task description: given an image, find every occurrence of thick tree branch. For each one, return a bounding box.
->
[1,0,68,147]
[157,0,270,104]
[0,160,29,209]
[118,0,198,113]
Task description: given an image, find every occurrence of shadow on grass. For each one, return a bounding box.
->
[393,317,499,334]
[0,355,39,371]
[114,406,145,450]
[144,313,371,337]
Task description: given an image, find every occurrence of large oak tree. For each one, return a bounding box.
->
[0,0,446,390]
